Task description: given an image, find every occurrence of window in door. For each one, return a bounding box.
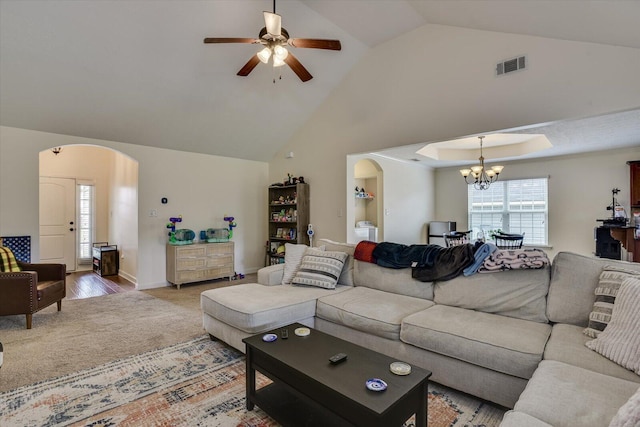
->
[78,183,95,264]
[467,177,548,245]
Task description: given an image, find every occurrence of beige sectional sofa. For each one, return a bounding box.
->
[200,239,640,426]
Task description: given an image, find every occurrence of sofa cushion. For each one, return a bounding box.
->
[584,266,640,338]
[316,287,434,341]
[433,267,550,323]
[354,259,434,300]
[547,252,640,326]
[401,305,551,379]
[544,323,640,383]
[586,277,640,375]
[512,360,639,427]
[200,283,348,334]
[292,249,348,289]
[317,239,356,286]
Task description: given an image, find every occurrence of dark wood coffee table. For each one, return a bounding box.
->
[243,322,431,426]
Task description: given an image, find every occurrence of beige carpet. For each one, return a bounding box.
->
[0,275,255,392]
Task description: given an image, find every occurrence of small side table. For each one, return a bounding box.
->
[93,243,119,276]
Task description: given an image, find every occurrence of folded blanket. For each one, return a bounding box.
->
[479,248,550,273]
[463,242,498,276]
[412,244,475,282]
[372,242,442,269]
[354,240,378,263]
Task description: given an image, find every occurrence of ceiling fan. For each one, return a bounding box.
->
[203,0,341,82]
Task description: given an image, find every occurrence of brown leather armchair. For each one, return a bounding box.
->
[0,262,66,329]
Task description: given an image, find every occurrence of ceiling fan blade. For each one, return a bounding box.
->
[204,37,259,44]
[289,38,341,50]
[284,52,312,82]
[263,11,282,37]
[237,54,261,76]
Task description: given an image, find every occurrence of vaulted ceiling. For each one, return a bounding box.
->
[1,1,639,163]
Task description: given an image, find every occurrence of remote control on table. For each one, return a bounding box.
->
[329,352,348,364]
[281,329,289,339]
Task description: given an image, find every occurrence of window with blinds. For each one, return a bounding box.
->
[468,178,548,245]
[78,184,95,262]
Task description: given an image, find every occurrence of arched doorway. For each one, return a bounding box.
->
[39,145,139,282]
[347,157,384,243]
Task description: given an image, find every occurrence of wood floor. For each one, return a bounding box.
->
[65,270,136,300]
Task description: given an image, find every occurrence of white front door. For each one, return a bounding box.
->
[40,177,76,271]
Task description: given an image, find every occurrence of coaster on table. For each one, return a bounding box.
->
[294,327,310,337]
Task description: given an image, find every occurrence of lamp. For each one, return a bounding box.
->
[257,47,272,64]
[459,136,504,190]
[51,147,63,155]
[258,43,289,67]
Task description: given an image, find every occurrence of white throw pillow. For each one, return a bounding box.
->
[584,266,640,338]
[609,386,640,427]
[586,277,640,375]
[281,243,308,285]
[291,248,348,289]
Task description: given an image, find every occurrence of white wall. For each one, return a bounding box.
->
[435,146,640,260]
[268,24,640,244]
[0,126,269,289]
[109,152,139,282]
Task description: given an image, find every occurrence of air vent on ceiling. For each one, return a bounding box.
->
[496,55,526,76]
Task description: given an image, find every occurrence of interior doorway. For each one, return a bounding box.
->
[347,157,384,244]
[39,145,139,283]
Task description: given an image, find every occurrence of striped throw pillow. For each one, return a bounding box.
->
[584,266,640,338]
[0,246,21,272]
[281,243,309,285]
[586,277,640,375]
[292,249,348,289]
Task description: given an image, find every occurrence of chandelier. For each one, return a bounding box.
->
[459,136,504,190]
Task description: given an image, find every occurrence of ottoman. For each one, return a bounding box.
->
[201,283,349,352]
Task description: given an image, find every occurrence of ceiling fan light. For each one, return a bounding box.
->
[273,56,286,67]
[257,47,271,64]
[273,45,288,60]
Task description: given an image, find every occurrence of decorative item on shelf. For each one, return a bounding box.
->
[51,147,63,155]
[167,216,194,245]
[172,229,195,245]
[459,136,504,190]
[206,228,230,243]
[355,187,374,199]
[224,215,237,238]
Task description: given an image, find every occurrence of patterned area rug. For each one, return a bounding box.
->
[0,336,504,426]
